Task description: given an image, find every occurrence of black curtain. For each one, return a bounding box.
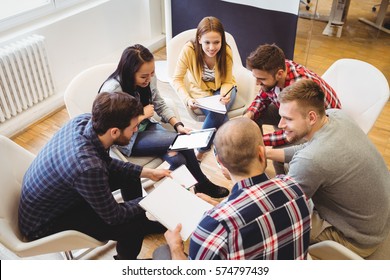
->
[171,0,298,64]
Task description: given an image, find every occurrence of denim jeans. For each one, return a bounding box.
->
[198,87,237,152]
[131,123,208,183]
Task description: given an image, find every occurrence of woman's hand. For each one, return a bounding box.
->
[143,104,155,119]
[187,99,198,110]
[219,93,231,105]
[177,126,192,134]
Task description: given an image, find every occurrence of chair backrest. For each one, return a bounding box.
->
[322,58,389,134]
[0,135,35,245]
[167,29,256,121]
[167,29,244,81]
[64,63,117,118]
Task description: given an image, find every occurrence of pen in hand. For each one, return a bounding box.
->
[223,85,236,97]
[220,85,236,101]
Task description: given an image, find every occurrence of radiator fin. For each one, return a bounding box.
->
[0,35,55,123]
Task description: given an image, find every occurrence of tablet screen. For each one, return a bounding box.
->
[169,128,216,151]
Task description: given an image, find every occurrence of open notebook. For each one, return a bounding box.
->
[139,167,213,240]
[195,95,227,114]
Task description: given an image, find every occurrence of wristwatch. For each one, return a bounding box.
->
[173,122,184,132]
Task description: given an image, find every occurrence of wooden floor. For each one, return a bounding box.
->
[7,0,390,259]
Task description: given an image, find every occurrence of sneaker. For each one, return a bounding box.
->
[194,180,229,198]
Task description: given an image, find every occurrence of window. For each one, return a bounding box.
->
[0,0,51,19]
[0,0,89,32]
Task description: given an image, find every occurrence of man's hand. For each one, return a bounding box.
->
[243,111,254,120]
[164,224,187,260]
[141,168,171,181]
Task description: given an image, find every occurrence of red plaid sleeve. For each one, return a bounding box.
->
[263,130,287,146]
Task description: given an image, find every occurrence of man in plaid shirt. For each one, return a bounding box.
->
[243,44,341,173]
[160,118,311,260]
[19,92,171,259]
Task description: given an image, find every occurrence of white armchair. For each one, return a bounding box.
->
[0,135,106,259]
[166,29,257,122]
[322,58,389,134]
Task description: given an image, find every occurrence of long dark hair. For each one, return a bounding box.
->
[102,44,154,106]
[192,16,229,80]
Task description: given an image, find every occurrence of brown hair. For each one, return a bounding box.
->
[246,44,286,76]
[192,16,230,80]
[278,79,326,117]
[92,92,143,135]
[214,118,264,176]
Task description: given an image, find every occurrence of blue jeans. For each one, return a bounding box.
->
[131,123,208,183]
[198,87,237,152]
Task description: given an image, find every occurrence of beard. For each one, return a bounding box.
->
[261,80,279,92]
[114,134,131,146]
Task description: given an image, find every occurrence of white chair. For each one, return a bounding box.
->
[322,58,390,134]
[308,240,364,260]
[64,63,180,173]
[309,231,390,260]
[166,29,257,122]
[0,135,106,259]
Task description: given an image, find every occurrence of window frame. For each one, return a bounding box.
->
[0,0,90,33]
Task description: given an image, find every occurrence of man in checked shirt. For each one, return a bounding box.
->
[243,44,341,174]
[18,92,171,259]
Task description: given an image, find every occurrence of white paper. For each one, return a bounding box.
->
[195,95,227,114]
[154,164,197,189]
[139,178,213,240]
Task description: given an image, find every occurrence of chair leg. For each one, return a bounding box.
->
[63,247,101,260]
[63,250,74,260]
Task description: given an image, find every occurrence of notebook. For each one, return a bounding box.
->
[139,176,213,240]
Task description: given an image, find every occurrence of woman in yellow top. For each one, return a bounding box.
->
[172,16,237,161]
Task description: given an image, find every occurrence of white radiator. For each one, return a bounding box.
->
[0,35,55,124]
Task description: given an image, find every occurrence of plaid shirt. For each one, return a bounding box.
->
[18,114,144,239]
[248,60,341,146]
[189,173,311,260]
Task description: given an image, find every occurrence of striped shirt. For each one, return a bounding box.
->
[189,173,311,260]
[202,63,215,82]
[18,114,144,239]
[247,60,341,146]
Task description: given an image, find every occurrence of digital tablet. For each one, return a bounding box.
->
[168,128,216,151]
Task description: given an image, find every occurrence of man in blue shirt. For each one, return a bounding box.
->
[18,92,171,259]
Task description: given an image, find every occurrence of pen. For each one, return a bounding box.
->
[221,85,236,98]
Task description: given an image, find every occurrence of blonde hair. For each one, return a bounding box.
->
[278,79,326,117]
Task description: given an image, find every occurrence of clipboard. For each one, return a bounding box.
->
[168,128,216,151]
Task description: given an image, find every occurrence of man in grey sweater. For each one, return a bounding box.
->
[267,79,390,258]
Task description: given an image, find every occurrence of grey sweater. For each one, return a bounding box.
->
[284,109,390,247]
